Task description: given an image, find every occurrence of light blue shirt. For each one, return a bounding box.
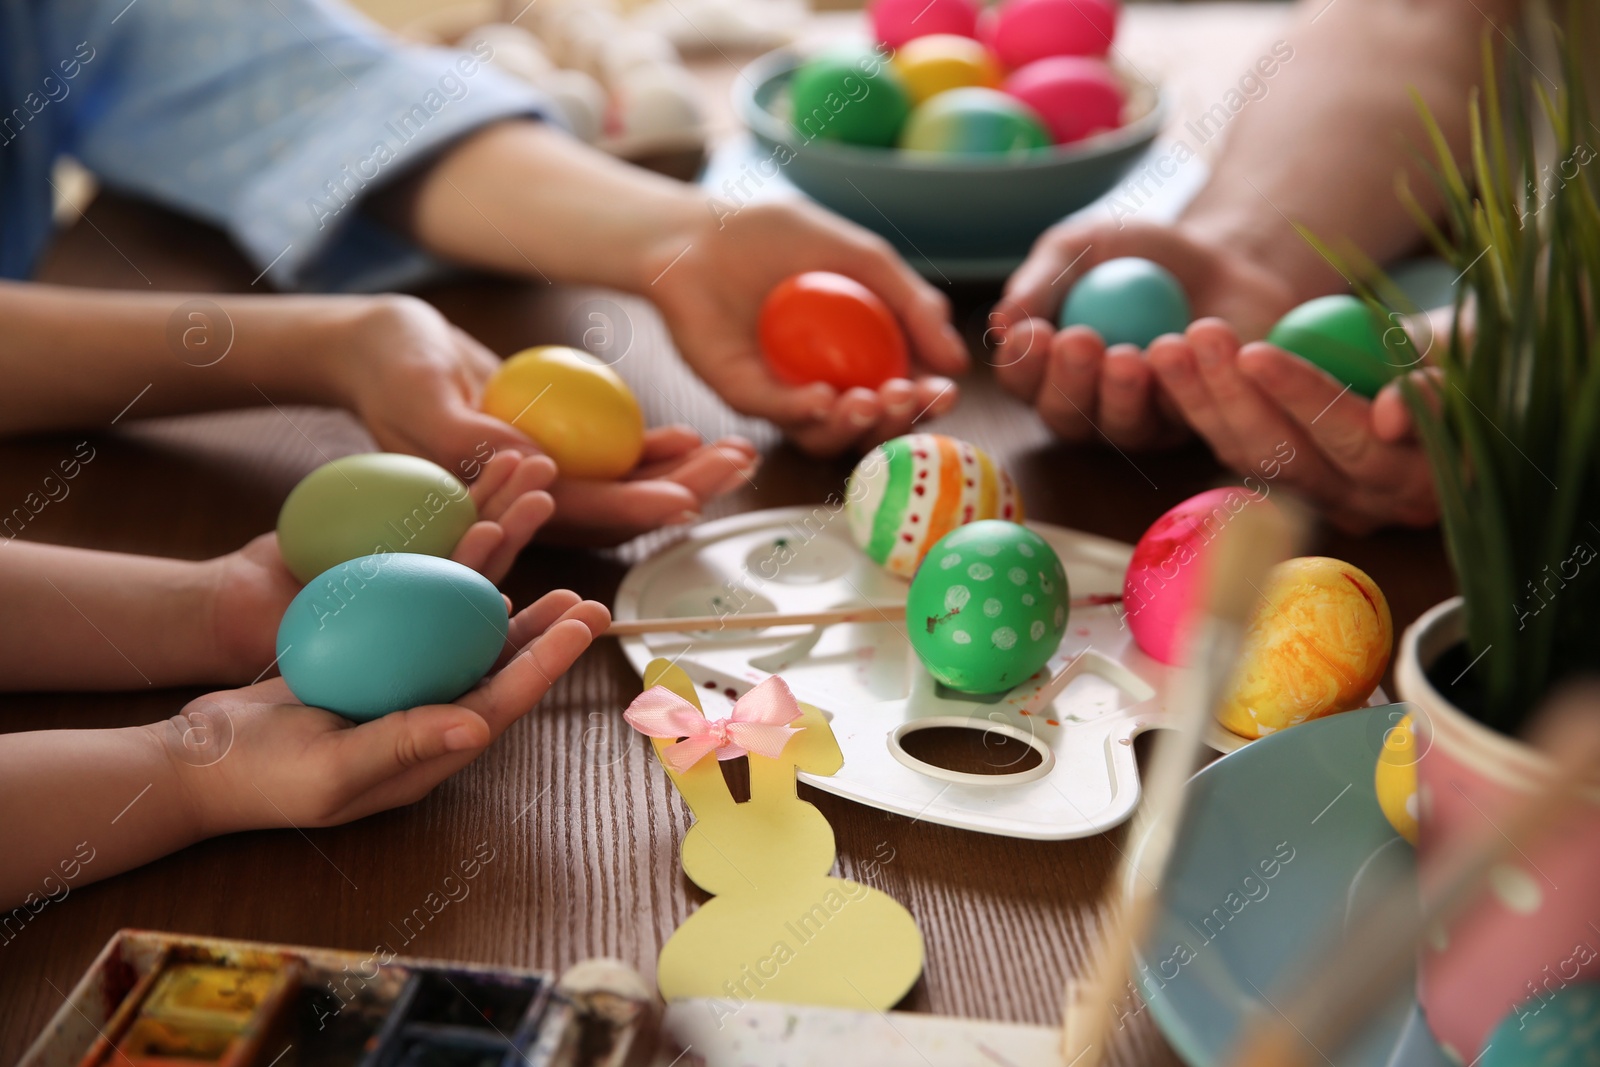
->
[0,0,555,290]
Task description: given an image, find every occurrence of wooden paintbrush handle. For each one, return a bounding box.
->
[605,595,1122,637]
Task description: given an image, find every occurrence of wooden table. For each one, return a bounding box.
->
[0,6,1455,1063]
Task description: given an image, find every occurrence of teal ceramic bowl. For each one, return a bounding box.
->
[1133,706,1451,1066]
[734,48,1164,272]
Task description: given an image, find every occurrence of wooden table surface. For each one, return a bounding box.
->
[0,6,1455,1063]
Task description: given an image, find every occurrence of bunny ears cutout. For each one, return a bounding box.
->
[624,676,804,772]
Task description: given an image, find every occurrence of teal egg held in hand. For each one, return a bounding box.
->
[1266,294,1400,398]
[906,520,1069,694]
[277,453,477,584]
[788,46,911,147]
[898,87,1050,156]
[277,553,508,721]
[1059,257,1190,347]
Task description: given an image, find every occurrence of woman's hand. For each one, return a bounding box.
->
[160,591,609,835]
[644,200,967,457]
[989,220,1296,450]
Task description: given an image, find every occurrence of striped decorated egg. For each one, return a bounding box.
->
[845,434,1023,578]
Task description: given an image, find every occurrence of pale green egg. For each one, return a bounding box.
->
[277,453,477,583]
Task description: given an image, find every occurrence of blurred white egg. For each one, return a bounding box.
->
[546,6,619,67]
[612,63,703,140]
[563,23,617,80]
[457,23,553,84]
[533,68,608,143]
[632,0,803,51]
[530,0,616,37]
[599,29,680,88]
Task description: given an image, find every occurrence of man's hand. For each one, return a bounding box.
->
[1149,318,1438,532]
[987,220,1297,450]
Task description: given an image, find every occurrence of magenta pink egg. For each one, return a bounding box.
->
[870,0,979,49]
[1002,56,1123,144]
[979,0,1118,68]
[1123,487,1265,664]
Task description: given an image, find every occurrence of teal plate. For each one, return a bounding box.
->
[1133,706,1450,1066]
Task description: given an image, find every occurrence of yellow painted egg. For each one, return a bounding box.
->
[891,34,1001,105]
[1374,712,1419,844]
[481,346,644,480]
[1215,556,1393,740]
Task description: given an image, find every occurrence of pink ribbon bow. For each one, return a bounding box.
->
[624,676,804,772]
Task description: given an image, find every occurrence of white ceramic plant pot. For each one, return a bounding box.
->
[1395,596,1600,1061]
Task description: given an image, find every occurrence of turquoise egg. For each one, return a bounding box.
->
[277,553,508,721]
[906,520,1069,694]
[277,453,477,584]
[1059,257,1191,347]
[1481,982,1600,1067]
[899,88,1051,156]
[789,47,911,147]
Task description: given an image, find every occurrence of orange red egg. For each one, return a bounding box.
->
[758,272,910,390]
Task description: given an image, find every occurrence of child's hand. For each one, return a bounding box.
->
[163,591,609,834]
[212,451,558,681]
[541,426,759,546]
[331,295,544,472]
[645,200,967,457]
[1148,319,1438,533]
[989,220,1295,450]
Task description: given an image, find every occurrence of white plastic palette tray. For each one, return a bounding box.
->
[615,507,1386,840]
[617,505,1204,841]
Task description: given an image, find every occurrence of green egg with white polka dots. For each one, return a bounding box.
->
[906,520,1069,694]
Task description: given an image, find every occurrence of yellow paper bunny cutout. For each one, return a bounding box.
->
[639,659,925,1012]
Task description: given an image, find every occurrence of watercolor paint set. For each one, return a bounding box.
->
[20,930,651,1067]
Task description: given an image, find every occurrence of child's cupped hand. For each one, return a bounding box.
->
[161,591,608,834]
[333,295,755,543]
[210,451,557,683]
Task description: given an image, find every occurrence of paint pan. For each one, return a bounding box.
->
[361,969,549,1067]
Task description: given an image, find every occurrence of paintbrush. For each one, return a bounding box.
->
[605,595,1122,637]
[1061,503,1298,1065]
[1227,682,1600,1067]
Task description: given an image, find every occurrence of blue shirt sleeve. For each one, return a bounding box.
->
[36,0,558,290]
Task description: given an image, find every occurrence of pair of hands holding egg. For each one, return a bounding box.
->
[177,449,611,831]
[990,220,1440,533]
[333,294,760,543]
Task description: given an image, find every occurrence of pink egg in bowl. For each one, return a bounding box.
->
[1003,56,1124,144]
[979,0,1118,69]
[870,0,979,50]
